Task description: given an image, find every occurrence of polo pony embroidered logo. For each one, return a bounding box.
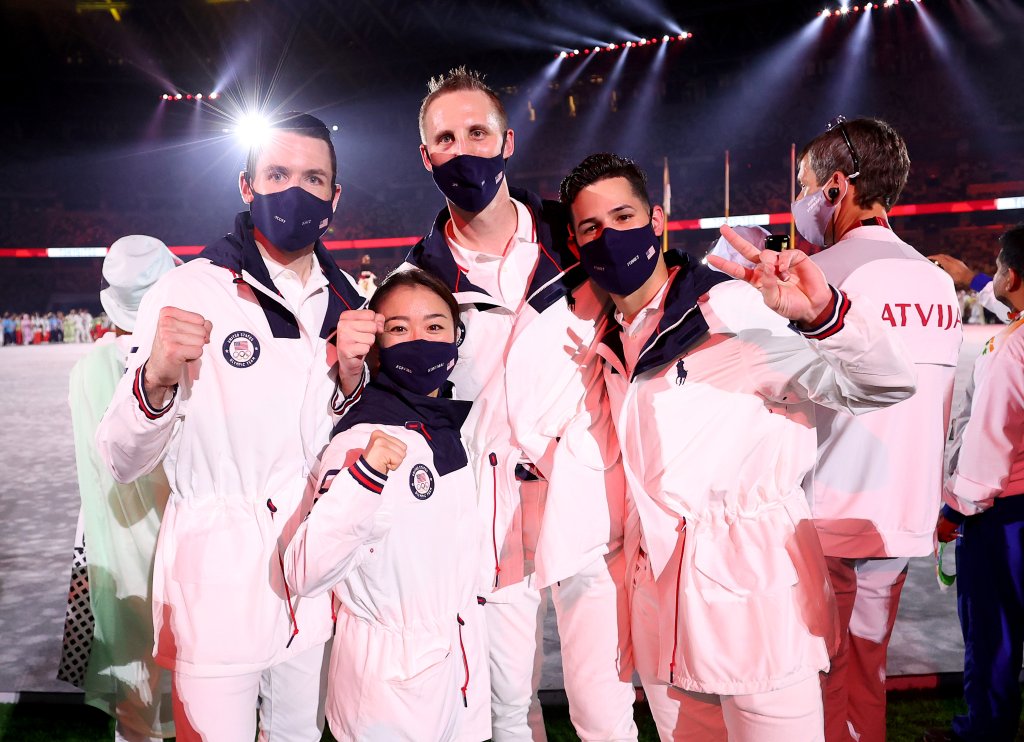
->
[409,464,435,500]
[675,358,687,385]
[222,330,261,368]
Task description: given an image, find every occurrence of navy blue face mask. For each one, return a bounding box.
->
[429,135,507,214]
[249,185,334,253]
[580,223,661,296]
[378,339,459,396]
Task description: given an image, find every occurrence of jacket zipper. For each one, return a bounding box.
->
[489,452,501,588]
[267,498,300,648]
[669,519,687,685]
[457,614,470,707]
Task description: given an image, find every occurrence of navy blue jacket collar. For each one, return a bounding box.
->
[332,374,472,477]
[200,211,364,340]
[602,250,731,380]
[405,187,588,314]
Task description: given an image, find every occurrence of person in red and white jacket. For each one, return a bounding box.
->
[95,113,365,742]
[560,153,917,742]
[788,117,963,742]
[286,269,489,742]
[934,224,1024,742]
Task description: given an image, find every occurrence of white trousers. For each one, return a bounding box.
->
[487,549,638,741]
[171,641,330,742]
[631,553,824,742]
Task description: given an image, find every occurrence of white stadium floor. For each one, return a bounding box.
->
[0,324,994,695]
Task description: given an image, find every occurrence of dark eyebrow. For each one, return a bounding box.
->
[424,313,449,321]
[384,315,410,323]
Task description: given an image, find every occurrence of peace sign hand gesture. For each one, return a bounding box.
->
[706,226,835,328]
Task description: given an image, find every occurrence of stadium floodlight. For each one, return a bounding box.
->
[234,112,272,148]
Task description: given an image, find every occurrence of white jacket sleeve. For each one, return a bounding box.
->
[284,433,393,598]
[95,276,186,483]
[944,337,1024,515]
[977,280,1014,323]
[732,284,918,413]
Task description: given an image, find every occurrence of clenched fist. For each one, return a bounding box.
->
[363,430,407,474]
[145,306,212,403]
[336,309,385,395]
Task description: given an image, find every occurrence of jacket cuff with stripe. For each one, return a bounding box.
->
[133,361,178,420]
[332,363,369,417]
[349,455,388,494]
[796,286,851,340]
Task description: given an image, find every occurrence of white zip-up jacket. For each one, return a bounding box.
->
[285,377,489,741]
[404,188,623,590]
[597,253,916,695]
[944,318,1024,516]
[95,212,365,677]
[808,225,962,557]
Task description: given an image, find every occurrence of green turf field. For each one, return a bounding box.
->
[2,692,1011,741]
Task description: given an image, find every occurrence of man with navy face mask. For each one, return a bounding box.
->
[400,68,639,741]
[794,117,962,742]
[562,152,918,742]
[96,112,365,742]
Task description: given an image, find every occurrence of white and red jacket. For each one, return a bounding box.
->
[95,212,365,677]
[807,224,962,557]
[285,377,489,741]
[597,253,917,695]
[944,318,1024,516]
[403,188,623,591]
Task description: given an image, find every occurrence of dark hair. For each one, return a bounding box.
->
[998,223,1024,277]
[368,268,460,329]
[558,153,651,226]
[245,111,337,186]
[419,66,508,143]
[799,118,909,211]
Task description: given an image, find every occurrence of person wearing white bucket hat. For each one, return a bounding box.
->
[58,234,180,741]
[99,235,180,334]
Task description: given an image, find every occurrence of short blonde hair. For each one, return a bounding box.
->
[418,66,508,143]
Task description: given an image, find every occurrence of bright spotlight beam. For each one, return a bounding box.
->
[233,112,272,148]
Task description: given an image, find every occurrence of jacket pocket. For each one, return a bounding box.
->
[170,503,265,585]
[692,525,799,599]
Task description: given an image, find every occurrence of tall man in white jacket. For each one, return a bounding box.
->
[96,112,365,742]
[560,153,916,742]
[383,67,636,741]
[793,117,963,742]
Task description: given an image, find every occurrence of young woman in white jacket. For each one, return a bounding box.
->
[559,154,917,742]
[284,269,490,742]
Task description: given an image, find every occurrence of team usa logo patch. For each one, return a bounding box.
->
[409,464,435,500]
[222,330,261,368]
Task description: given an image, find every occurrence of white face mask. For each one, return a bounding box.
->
[791,185,840,247]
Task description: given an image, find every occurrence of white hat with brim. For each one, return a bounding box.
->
[99,235,179,332]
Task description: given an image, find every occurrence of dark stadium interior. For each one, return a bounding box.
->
[1,0,1022,312]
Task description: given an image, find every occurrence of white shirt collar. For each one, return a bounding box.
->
[615,266,678,337]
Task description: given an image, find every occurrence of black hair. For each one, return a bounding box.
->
[369,269,460,330]
[245,111,337,186]
[558,153,651,227]
[998,223,1024,277]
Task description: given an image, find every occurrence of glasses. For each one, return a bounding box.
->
[826,115,861,179]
